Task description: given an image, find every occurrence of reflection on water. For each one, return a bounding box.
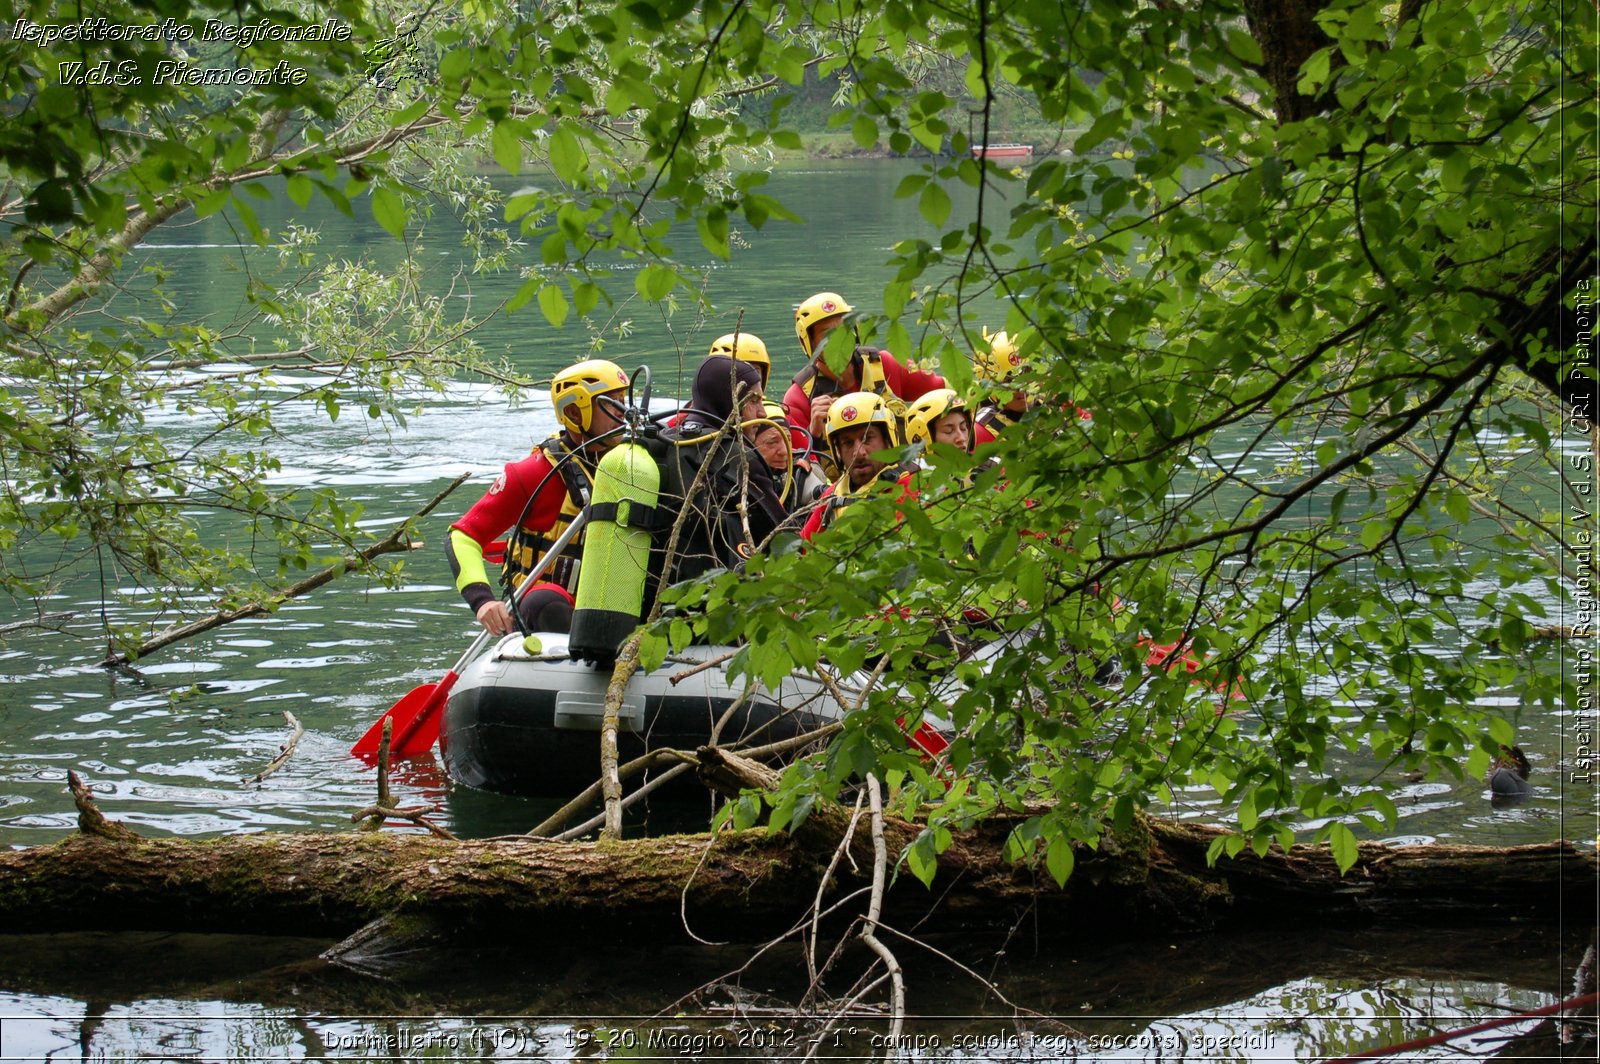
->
[0,926,1589,1062]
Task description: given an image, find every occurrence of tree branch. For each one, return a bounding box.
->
[99,472,469,667]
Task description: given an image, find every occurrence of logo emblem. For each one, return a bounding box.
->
[822,300,837,313]
[1008,353,1022,367]
[840,405,858,422]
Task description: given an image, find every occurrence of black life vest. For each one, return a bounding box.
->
[642,428,786,588]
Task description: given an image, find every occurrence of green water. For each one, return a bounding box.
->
[0,160,1593,1061]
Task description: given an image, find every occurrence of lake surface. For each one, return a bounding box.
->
[1,160,1594,1060]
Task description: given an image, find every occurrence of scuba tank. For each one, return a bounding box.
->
[568,441,660,667]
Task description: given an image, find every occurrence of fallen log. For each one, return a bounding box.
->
[0,791,1591,948]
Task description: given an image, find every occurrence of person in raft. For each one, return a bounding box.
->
[798,391,917,541]
[971,328,1031,448]
[903,388,974,459]
[663,330,770,430]
[742,400,832,512]
[707,329,772,392]
[445,359,630,637]
[972,328,1092,447]
[655,355,789,583]
[781,291,946,451]
[749,400,830,512]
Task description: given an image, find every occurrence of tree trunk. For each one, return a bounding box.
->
[1242,0,1340,123]
[0,809,1590,950]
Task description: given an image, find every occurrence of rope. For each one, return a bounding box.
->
[1324,989,1599,1063]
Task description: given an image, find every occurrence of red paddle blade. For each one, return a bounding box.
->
[909,721,950,758]
[897,715,951,759]
[349,679,448,759]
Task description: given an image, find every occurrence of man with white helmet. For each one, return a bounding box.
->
[445,359,631,636]
[781,291,946,445]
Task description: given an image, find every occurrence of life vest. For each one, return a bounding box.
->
[502,435,594,596]
[813,461,916,535]
[792,348,906,420]
[975,402,1019,437]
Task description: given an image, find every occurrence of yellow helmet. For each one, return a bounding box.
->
[824,391,898,465]
[795,292,853,357]
[551,359,629,434]
[708,332,771,387]
[759,399,790,428]
[975,327,1025,383]
[903,388,970,448]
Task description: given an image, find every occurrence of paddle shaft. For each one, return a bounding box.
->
[360,507,592,757]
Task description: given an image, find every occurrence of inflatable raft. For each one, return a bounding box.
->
[438,632,845,798]
[436,412,952,798]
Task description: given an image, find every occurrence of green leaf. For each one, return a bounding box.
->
[1298,48,1333,94]
[506,277,540,315]
[638,628,667,671]
[193,188,231,219]
[1367,792,1398,830]
[852,115,879,149]
[730,793,761,831]
[438,47,472,82]
[1205,835,1229,867]
[571,280,603,316]
[492,121,523,175]
[905,831,938,887]
[1238,789,1258,831]
[918,182,952,227]
[547,125,586,182]
[1226,28,1263,65]
[1328,822,1358,874]
[1075,108,1125,155]
[636,264,676,301]
[938,343,974,395]
[1045,833,1075,886]
[895,173,928,199]
[697,209,730,258]
[371,186,406,240]
[538,283,570,327]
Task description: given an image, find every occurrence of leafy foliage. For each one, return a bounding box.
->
[635,0,1594,876]
[1,0,1592,874]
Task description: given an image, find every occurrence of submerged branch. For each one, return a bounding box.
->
[243,712,304,784]
[0,611,76,637]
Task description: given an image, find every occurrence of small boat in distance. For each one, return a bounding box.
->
[973,143,1034,160]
